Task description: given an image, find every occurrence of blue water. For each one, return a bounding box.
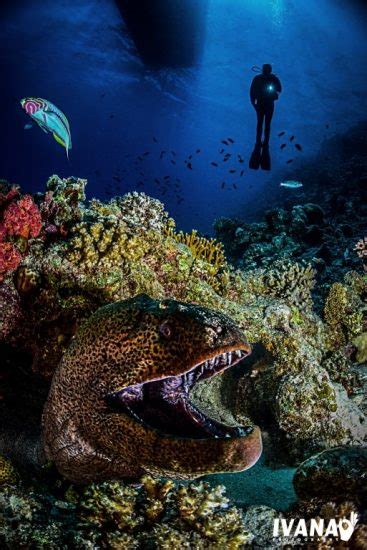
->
[1,0,366,233]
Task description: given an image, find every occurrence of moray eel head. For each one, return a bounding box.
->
[43,294,262,483]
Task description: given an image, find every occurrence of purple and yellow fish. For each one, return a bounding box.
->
[21,97,72,159]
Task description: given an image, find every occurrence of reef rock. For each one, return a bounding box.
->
[293,447,367,504]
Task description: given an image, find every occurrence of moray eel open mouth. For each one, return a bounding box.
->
[107,347,251,440]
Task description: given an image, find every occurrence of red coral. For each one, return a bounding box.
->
[3,195,42,239]
[0,242,22,282]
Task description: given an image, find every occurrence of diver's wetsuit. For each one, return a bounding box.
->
[250,73,282,145]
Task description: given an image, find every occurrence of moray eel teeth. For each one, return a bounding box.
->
[107,349,251,440]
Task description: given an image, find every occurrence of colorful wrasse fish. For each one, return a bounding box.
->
[20,98,72,159]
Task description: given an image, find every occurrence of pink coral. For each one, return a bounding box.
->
[3,195,42,239]
[0,242,22,282]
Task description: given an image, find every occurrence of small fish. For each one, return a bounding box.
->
[240,170,245,177]
[196,149,201,154]
[153,137,158,143]
[211,162,218,167]
[233,184,237,189]
[229,169,236,174]
[159,150,166,159]
[188,154,193,160]
[163,176,170,180]
[280,180,303,189]
[278,131,285,137]
[289,135,295,142]
[154,178,160,184]
[325,124,329,129]
[21,97,72,159]
[286,159,294,164]
[221,182,226,189]
[280,143,286,150]
[221,140,229,145]
[143,151,150,156]
[171,160,176,165]
[219,148,225,154]
[110,114,114,119]
[295,144,302,151]
[227,138,234,144]
[24,123,33,130]
[187,162,193,170]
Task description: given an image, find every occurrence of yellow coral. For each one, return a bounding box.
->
[164,227,229,293]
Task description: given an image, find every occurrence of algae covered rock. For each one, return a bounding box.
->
[293,447,367,504]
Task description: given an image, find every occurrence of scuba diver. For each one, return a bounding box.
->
[249,64,282,171]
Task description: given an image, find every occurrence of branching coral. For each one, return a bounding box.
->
[76,477,251,549]
[260,261,316,312]
[0,476,252,548]
[165,227,229,292]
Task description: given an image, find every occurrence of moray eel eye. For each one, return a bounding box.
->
[107,348,252,440]
[159,321,172,339]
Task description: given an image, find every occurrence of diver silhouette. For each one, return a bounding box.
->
[249,64,282,171]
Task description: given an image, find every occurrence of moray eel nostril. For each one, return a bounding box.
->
[42,294,261,483]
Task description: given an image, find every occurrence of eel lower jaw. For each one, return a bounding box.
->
[106,347,253,440]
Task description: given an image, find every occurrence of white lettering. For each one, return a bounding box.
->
[324,519,339,537]
[281,518,294,537]
[294,519,308,537]
[309,518,324,537]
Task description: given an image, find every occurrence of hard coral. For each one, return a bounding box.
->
[76,476,251,549]
[165,227,229,293]
[261,261,316,311]
[116,191,171,234]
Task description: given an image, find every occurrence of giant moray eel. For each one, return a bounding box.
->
[42,294,262,483]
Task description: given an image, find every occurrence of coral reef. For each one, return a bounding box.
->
[0,175,365,460]
[0,477,253,549]
[0,173,366,545]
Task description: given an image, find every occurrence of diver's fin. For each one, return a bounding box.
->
[249,143,262,170]
[260,145,271,171]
